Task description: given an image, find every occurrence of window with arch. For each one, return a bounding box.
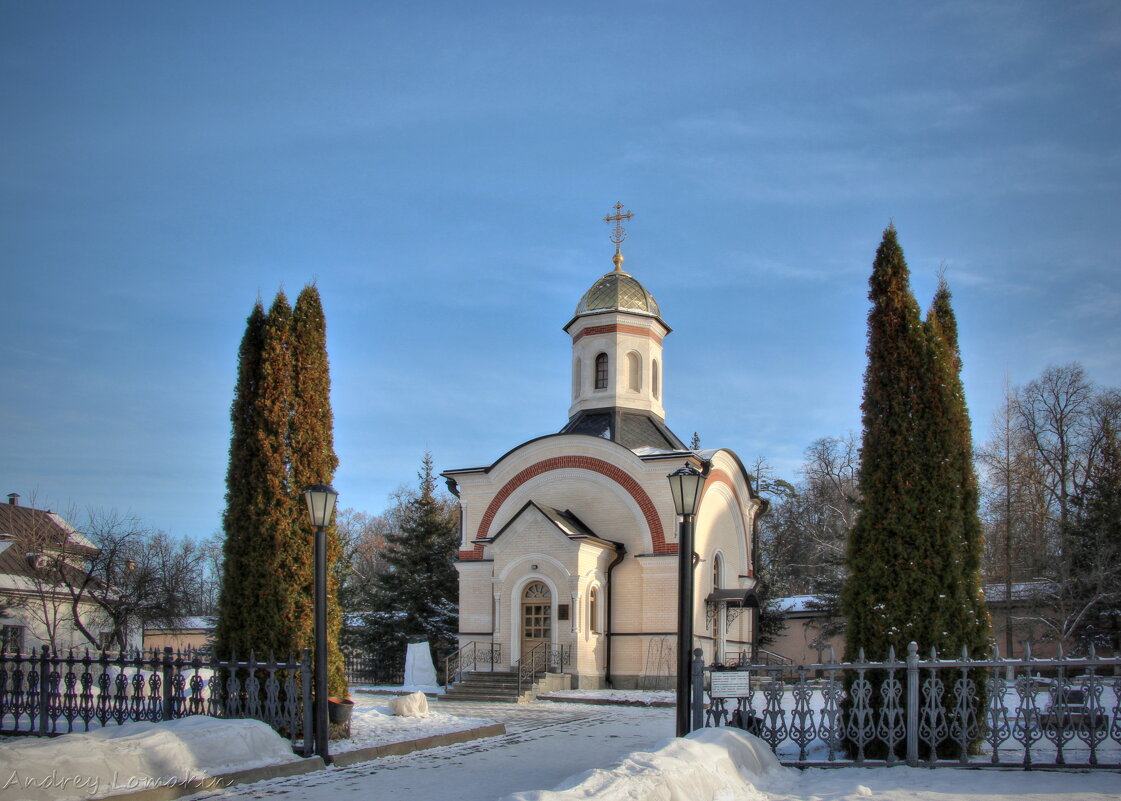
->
[652,359,660,399]
[712,552,724,590]
[626,351,641,392]
[573,357,582,399]
[594,353,609,390]
[589,586,600,634]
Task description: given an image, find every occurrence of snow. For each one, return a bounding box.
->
[3,692,1119,801]
[500,728,781,801]
[0,716,297,801]
[539,689,674,705]
[503,726,1121,801]
[290,690,496,755]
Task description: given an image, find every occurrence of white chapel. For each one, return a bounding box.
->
[442,207,764,689]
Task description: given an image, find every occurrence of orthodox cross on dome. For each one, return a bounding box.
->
[603,202,634,272]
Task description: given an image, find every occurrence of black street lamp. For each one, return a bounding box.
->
[303,483,338,762]
[667,462,704,737]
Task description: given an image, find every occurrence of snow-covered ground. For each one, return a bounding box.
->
[3,692,1119,801]
[333,691,495,753]
[537,689,674,705]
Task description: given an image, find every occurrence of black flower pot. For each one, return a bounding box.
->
[328,697,354,726]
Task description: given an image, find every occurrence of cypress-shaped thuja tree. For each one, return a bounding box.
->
[215,300,288,661]
[843,225,951,661]
[291,284,347,697]
[216,293,303,662]
[841,226,958,758]
[926,278,992,657]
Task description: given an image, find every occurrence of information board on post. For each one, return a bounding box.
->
[709,670,752,698]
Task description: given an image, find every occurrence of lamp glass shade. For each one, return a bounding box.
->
[667,464,705,517]
[302,484,338,528]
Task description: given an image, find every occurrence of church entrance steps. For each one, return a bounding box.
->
[442,670,540,703]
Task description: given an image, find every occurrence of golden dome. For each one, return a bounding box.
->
[574,268,661,318]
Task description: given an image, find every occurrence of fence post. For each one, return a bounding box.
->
[162,647,174,721]
[38,645,50,736]
[906,641,919,767]
[301,648,313,758]
[691,648,704,732]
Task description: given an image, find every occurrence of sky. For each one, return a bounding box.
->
[2,1,1119,540]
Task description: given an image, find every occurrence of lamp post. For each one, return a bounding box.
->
[667,463,704,737]
[302,483,338,762]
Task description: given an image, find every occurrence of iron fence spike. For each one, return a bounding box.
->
[888,644,896,661]
[1057,642,1064,660]
[1024,640,1033,659]
[858,647,866,662]
[1089,642,1097,659]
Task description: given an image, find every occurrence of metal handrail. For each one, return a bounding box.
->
[444,641,502,691]
[516,643,572,696]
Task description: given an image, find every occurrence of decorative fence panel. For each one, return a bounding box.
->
[0,646,312,752]
[696,642,1121,770]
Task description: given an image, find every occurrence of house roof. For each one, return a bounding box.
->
[0,502,100,588]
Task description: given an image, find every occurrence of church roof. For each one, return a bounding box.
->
[483,501,619,550]
[574,268,661,320]
[560,408,687,451]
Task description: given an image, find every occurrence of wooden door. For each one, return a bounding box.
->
[521,581,551,660]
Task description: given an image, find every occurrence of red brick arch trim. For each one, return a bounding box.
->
[458,456,672,560]
[698,469,754,578]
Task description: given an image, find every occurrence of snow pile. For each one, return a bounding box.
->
[0,716,298,801]
[500,727,780,801]
[389,691,429,717]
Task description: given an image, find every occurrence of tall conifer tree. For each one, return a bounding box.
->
[291,284,346,696]
[843,227,992,756]
[215,300,292,659]
[926,278,992,656]
[217,289,347,698]
[842,224,953,659]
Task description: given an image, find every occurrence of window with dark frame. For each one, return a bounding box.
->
[594,353,609,389]
[1,625,25,654]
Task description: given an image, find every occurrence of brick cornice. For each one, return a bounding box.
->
[458,455,672,560]
[571,323,663,345]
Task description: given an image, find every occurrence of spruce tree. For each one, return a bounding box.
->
[363,454,460,664]
[291,284,347,696]
[1068,422,1121,651]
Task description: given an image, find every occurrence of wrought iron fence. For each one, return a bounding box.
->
[696,642,1121,769]
[0,645,312,752]
[343,649,404,687]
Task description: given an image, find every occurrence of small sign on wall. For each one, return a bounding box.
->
[710,671,752,698]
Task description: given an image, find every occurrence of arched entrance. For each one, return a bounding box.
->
[521,581,552,657]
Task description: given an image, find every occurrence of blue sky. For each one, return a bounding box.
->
[2,1,1119,538]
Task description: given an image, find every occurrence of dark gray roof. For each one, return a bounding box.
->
[484,501,619,550]
[560,409,687,451]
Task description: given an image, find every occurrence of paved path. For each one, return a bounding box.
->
[187,699,675,801]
